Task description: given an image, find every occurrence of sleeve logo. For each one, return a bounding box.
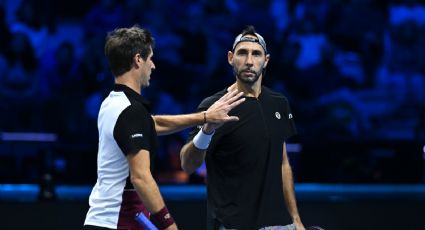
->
[130,133,144,139]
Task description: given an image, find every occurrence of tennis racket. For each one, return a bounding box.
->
[307,226,325,230]
[135,212,158,230]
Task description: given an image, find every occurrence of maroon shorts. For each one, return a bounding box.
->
[117,190,150,230]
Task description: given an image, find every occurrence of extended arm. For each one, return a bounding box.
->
[152,112,204,136]
[152,90,244,136]
[127,150,177,230]
[281,142,305,230]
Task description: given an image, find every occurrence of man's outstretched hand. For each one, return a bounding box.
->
[203,90,245,134]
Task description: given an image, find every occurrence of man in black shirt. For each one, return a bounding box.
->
[180,25,305,230]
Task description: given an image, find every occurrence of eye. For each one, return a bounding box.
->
[236,49,248,56]
[252,51,262,57]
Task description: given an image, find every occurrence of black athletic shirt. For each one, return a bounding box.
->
[188,86,297,230]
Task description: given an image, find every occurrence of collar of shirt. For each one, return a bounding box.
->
[113,84,152,110]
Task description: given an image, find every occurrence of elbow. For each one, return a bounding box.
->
[180,148,197,174]
[130,171,151,186]
[151,116,165,135]
[180,151,194,174]
[179,143,206,174]
[181,156,205,175]
[180,162,189,173]
[181,160,196,174]
[130,176,141,188]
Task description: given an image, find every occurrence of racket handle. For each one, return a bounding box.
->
[135,212,158,230]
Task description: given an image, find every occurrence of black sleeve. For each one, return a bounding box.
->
[114,105,153,155]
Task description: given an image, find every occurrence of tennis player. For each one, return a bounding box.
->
[83,25,245,230]
[180,25,305,230]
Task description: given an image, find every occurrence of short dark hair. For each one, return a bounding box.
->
[104,25,155,77]
[232,25,267,54]
[241,25,258,37]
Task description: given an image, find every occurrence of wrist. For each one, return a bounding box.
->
[193,128,214,150]
[203,111,207,124]
[151,206,175,229]
[292,215,301,223]
[202,123,215,135]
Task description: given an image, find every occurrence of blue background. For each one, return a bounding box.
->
[1,0,425,229]
[2,0,424,185]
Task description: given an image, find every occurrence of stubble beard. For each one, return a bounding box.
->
[141,82,149,89]
[140,73,151,89]
[234,66,262,85]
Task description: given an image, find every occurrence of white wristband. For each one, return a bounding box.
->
[193,129,214,150]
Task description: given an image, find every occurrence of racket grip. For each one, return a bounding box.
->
[135,212,158,230]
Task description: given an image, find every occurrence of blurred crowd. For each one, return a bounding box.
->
[1,0,424,184]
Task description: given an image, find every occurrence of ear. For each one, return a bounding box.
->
[263,54,270,68]
[227,51,233,65]
[133,53,143,67]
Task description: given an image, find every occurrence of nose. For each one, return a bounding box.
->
[151,61,156,70]
[245,54,253,66]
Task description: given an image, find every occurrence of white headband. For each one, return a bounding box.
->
[232,32,267,54]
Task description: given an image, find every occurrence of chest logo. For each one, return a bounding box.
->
[275,112,281,119]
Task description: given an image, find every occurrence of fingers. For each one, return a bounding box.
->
[228,97,245,109]
[215,91,244,112]
[215,90,232,103]
[205,90,245,125]
[226,116,240,122]
[209,90,242,113]
[226,91,244,105]
[218,89,241,103]
[210,91,245,115]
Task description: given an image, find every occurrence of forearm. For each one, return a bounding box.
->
[152,113,204,136]
[153,89,245,136]
[180,142,206,174]
[133,174,178,229]
[132,172,166,213]
[128,151,177,229]
[282,162,301,222]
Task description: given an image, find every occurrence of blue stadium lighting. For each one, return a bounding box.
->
[0,132,58,142]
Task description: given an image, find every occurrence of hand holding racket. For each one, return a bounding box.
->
[135,212,158,230]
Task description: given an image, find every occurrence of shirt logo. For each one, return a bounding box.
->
[275,112,281,119]
[130,133,144,139]
[289,113,293,119]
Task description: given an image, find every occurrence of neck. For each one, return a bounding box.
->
[229,79,262,98]
[115,72,141,94]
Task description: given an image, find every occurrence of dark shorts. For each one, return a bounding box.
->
[83,225,114,230]
[219,224,296,230]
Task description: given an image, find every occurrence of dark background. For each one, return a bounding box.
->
[0,0,424,229]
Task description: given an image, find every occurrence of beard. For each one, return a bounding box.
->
[140,72,151,89]
[141,82,149,89]
[233,66,262,85]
